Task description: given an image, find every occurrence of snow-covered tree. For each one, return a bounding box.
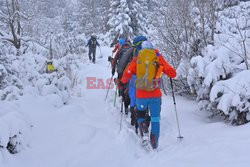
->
[77,0,105,36]
[0,0,23,51]
[107,0,148,41]
[129,0,148,37]
[107,0,132,40]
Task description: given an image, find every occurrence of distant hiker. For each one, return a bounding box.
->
[86,34,100,63]
[112,40,131,114]
[46,60,56,73]
[117,35,148,132]
[121,41,177,149]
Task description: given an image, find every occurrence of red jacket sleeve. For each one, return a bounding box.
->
[158,56,176,78]
[111,52,119,66]
[121,58,137,83]
[112,44,120,53]
[111,44,121,66]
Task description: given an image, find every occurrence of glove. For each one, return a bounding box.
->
[108,56,113,62]
[114,78,118,85]
[119,83,125,97]
[112,68,115,76]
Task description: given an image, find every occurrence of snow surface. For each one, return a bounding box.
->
[1,46,250,167]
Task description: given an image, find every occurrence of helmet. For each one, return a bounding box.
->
[141,41,154,49]
[132,36,147,47]
[119,38,125,46]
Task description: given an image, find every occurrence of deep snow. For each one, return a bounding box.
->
[1,46,250,167]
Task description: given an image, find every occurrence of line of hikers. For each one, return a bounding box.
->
[109,35,176,149]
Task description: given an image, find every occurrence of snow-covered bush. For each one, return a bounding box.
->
[0,42,23,101]
[0,32,89,159]
[0,0,99,160]
[187,1,250,124]
[50,33,87,59]
[0,103,31,157]
[36,73,71,105]
[210,70,250,125]
[0,31,89,104]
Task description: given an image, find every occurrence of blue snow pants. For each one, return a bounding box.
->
[128,75,136,107]
[136,97,161,145]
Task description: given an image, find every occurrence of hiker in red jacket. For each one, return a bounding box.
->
[121,41,176,149]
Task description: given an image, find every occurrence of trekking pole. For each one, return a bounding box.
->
[119,96,124,132]
[113,81,118,107]
[170,78,184,140]
[119,103,123,132]
[98,46,103,58]
[104,75,114,101]
[120,97,124,113]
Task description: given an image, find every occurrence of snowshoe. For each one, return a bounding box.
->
[141,133,151,151]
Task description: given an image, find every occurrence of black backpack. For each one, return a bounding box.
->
[117,47,134,74]
[90,38,97,48]
[117,44,130,63]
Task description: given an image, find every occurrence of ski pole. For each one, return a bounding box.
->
[170,78,184,140]
[104,75,114,101]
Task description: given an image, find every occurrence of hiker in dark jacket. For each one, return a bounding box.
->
[86,34,100,63]
[117,36,148,130]
[112,41,131,115]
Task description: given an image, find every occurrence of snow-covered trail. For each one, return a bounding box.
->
[3,46,250,167]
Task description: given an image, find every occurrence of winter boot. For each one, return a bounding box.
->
[145,111,151,129]
[150,133,158,149]
[135,121,139,134]
[135,126,138,134]
[139,121,149,138]
[130,107,136,126]
[125,108,129,115]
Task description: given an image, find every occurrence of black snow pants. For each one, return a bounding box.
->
[89,47,96,63]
